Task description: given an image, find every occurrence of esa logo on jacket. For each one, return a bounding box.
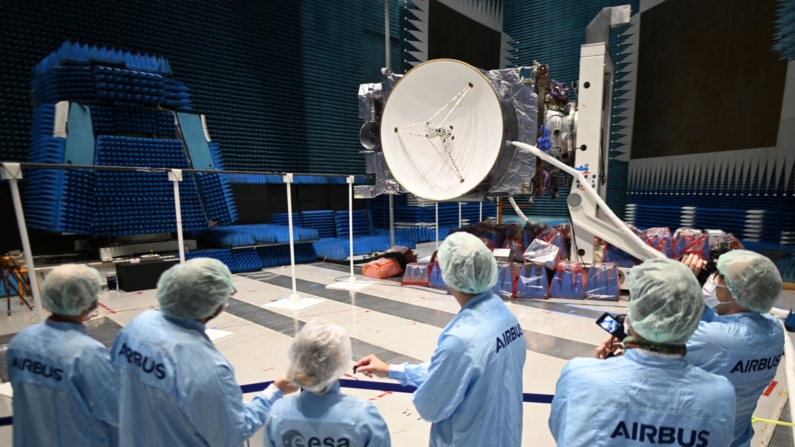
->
[283,429,351,447]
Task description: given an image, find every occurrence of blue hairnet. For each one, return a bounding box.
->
[628,258,702,345]
[718,250,782,314]
[40,264,102,316]
[287,318,352,394]
[438,232,497,294]
[156,258,234,319]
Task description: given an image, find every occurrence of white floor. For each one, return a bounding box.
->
[0,261,793,446]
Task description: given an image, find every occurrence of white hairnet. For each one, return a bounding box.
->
[287,318,352,394]
[41,264,102,316]
[718,250,782,314]
[628,258,703,345]
[156,258,234,319]
[438,232,498,294]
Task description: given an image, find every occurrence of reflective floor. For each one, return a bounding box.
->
[0,260,793,446]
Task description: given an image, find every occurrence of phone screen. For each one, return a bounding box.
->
[596,312,626,341]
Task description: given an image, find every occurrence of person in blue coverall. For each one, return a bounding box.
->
[682,250,785,447]
[112,258,298,447]
[355,232,527,447]
[265,318,391,447]
[7,264,119,446]
[549,258,736,447]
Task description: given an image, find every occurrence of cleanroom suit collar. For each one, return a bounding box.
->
[163,314,208,337]
[45,317,87,333]
[459,290,493,312]
[623,348,688,368]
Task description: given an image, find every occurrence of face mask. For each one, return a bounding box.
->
[702,275,721,309]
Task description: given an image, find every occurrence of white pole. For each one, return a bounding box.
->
[284,174,300,302]
[480,202,483,222]
[1,163,45,323]
[458,202,462,228]
[384,0,391,70]
[169,170,185,263]
[389,194,395,246]
[348,176,356,284]
[435,202,439,250]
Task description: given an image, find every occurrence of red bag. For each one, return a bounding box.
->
[401,263,432,286]
[363,258,403,279]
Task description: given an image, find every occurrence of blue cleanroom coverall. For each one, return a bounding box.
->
[265,382,391,447]
[549,348,736,447]
[388,291,527,447]
[687,308,785,447]
[8,318,119,446]
[112,309,282,447]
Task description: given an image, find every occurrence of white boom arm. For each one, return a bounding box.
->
[512,141,665,262]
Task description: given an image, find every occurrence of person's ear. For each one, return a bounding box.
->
[82,300,99,318]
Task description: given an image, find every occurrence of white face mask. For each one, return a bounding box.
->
[702,275,722,309]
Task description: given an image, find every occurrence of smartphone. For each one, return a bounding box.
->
[595,312,627,341]
[107,274,118,291]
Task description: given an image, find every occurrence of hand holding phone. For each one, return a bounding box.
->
[594,336,623,359]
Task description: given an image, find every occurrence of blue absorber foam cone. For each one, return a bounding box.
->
[584,263,620,301]
[492,262,517,299]
[549,262,587,299]
[429,259,446,290]
[515,263,549,299]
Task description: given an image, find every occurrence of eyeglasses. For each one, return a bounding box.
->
[711,273,729,289]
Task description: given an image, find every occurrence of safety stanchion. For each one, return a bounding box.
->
[168,169,185,263]
[326,176,373,291]
[435,202,439,251]
[284,174,300,303]
[389,194,395,247]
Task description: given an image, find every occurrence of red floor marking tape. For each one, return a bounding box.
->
[114,307,139,313]
[98,302,116,314]
[763,381,778,397]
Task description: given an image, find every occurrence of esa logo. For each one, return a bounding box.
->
[283,429,351,447]
[116,343,167,379]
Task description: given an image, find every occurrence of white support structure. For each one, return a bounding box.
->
[284,174,301,302]
[458,202,462,227]
[266,174,332,308]
[2,163,45,323]
[571,42,614,265]
[479,202,483,222]
[348,176,356,281]
[326,176,374,291]
[389,194,395,246]
[513,143,664,266]
[168,169,185,263]
[435,202,439,250]
[384,0,391,71]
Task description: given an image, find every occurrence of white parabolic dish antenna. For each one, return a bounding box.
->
[380,59,503,201]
